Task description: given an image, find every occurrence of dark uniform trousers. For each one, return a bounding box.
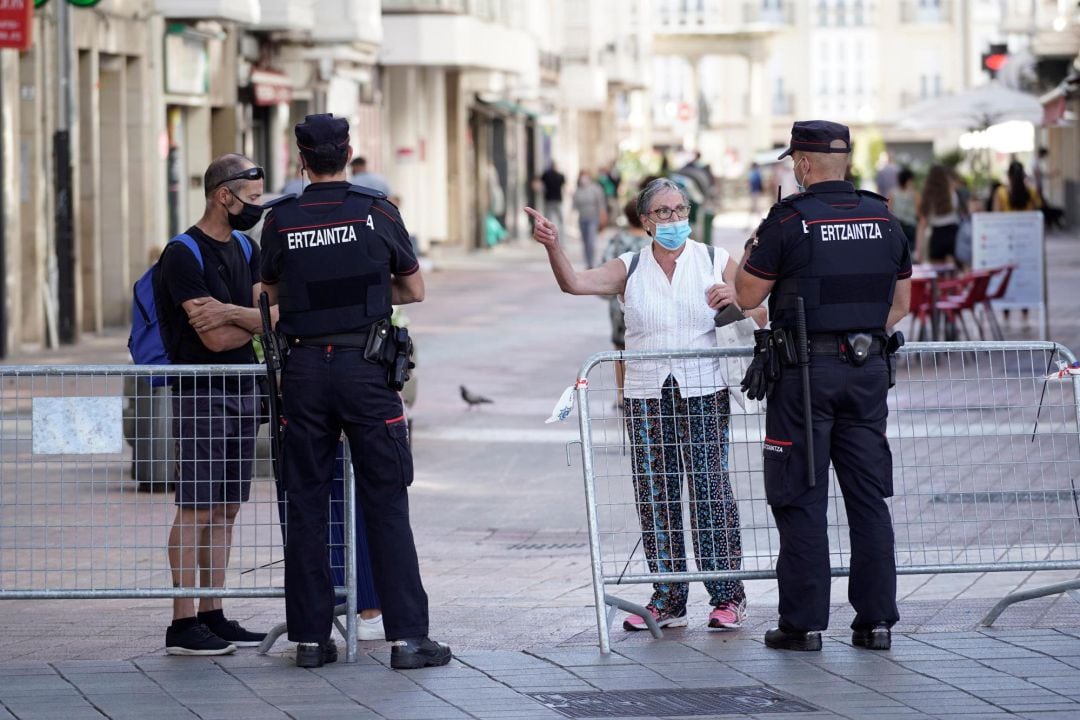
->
[765,352,899,633]
[282,345,429,643]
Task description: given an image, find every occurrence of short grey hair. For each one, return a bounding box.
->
[636,178,691,221]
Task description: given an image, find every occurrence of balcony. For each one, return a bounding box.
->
[254,0,315,32]
[381,12,536,75]
[742,1,795,26]
[655,0,795,31]
[653,0,785,56]
[900,0,953,24]
[311,0,382,46]
[154,0,259,24]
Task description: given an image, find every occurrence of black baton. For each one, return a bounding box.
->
[259,292,285,483]
[795,297,815,488]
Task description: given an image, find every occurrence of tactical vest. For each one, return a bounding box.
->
[267,186,392,337]
[772,190,899,334]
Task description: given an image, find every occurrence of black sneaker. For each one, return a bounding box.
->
[165,623,236,656]
[390,637,452,670]
[205,619,266,648]
[852,623,891,650]
[764,627,822,652]
[296,639,338,669]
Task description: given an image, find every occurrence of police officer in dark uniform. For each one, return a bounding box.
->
[734,120,912,652]
[259,114,450,670]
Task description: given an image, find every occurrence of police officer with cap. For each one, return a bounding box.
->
[734,120,911,652]
[260,113,450,669]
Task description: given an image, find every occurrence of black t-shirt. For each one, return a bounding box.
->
[260,181,419,287]
[540,169,565,202]
[159,226,261,364]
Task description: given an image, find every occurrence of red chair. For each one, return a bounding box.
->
[908,277,934,340]
[935,271,993,341]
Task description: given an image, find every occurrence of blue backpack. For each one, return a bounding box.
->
[128,231,252,386]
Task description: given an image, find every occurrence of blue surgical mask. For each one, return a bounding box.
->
[654,219,691,250]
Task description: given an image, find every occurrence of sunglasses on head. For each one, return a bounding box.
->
[214,166,265,189]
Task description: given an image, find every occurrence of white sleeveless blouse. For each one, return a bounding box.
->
[618,241,732,400]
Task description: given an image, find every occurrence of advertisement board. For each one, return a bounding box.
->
[0,0,33,52]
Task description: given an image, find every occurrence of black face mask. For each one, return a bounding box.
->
[225,188,264,231]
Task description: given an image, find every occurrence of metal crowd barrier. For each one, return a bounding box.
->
[0,364,362,662]
[574,341,1080,652]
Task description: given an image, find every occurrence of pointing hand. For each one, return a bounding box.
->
[524,207,559,248]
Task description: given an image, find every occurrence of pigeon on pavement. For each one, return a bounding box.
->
[460,385,493,408]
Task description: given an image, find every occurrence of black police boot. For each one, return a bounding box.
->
[390,637,452,670]
[764,627,822,652]
[852,623,891,650]
[296,639,338,668]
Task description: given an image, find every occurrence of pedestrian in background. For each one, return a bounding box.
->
[916,164,961,264]
[349,156,391,196]
[992,160,1042,326]
[279,161,306,196]
[748,162,764,224]
[260,114,450,670]
[540,162,566,236]
[599,161,622,220]
[158,153,270,656]
[573,170,607,268]
[736,120,910,652]
[889,167,919,253]
[992,160,1041,212]
[527,177,765,633]
[875,152,900,197]
[1033,147,1065,228]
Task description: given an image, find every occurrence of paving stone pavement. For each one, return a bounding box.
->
[3,222,1080,718]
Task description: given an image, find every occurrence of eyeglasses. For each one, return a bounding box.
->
[648,204,691,221]
[214,166,265,189]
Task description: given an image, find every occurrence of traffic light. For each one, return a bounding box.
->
[982,43,1008,78]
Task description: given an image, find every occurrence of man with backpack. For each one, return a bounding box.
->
[156,154,270,655]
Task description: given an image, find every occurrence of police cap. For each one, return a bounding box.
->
[777,120,851,159]
[295,113,350,154]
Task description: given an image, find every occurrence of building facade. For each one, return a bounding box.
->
[1,0,163,355]
[650,0,1037,177]
[0,0,653,354]
[0,0,386,357]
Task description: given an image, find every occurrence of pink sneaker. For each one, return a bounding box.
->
[708,600,747,630]
[622,605,688,632]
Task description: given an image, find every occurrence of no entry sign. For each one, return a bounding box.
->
[0,0,33,51]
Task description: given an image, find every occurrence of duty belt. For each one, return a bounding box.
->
[807,333,887,356]
[285,333,367,348]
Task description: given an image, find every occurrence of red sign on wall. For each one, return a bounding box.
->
[0,0,33,51]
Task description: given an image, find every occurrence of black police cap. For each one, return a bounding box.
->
[295,114,350,153]
[777,120,851,159]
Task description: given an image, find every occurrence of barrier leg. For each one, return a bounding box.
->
[980,578,1080,626]
[257,621,288,655]
[605,594,663,639]
[343,445,358,663]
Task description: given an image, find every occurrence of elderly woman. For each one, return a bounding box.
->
[526,178,760,632]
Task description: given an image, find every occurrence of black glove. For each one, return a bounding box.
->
[740,329,779,401]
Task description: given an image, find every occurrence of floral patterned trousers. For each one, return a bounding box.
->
[623,376,745,613]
